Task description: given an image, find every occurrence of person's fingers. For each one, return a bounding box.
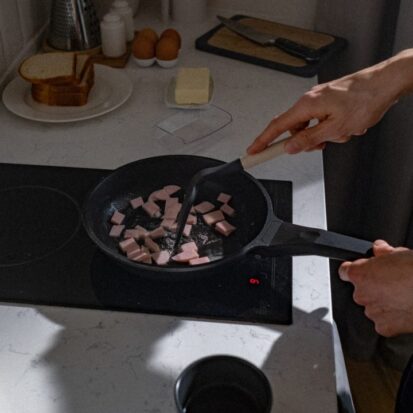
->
[372,239,408,256]
[364,305,384,320]
[338,261,352,281]
[353,287,372,306]
[373,239,394,256]
[247,108,311,154]
[328,135,352,144]
[353,129,367,136]
[305,142,327,152]
[284,121,334,154]
[394,246,410,252]
[290,120,310,136]
[374,319,400,337]
[338,258,369,282]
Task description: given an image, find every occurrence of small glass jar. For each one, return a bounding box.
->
[100,13,127,57]
[111,0,134,41]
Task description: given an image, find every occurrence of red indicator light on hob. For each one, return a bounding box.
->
[249,278,260,285]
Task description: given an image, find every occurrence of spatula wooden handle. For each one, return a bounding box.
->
[240,139,288,170]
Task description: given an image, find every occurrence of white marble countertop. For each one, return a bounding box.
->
[0,5,338,413]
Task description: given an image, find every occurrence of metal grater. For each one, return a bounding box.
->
[48,0,101,51]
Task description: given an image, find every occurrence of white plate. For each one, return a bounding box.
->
[165,76,214,110]
[2,64,133,123]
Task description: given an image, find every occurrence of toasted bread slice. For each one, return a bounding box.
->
[31,60,95,106]
[75,53,93,84]
[19,52,76,85]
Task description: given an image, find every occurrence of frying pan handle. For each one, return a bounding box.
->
[240,139,288,170]
[260,222,373,261]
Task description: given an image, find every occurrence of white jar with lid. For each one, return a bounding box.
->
[111,0,134,41]
[100,13,126,57]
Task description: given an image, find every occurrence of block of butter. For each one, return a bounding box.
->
[174,67,210,104]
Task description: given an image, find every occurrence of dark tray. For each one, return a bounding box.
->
[195,15,347,77]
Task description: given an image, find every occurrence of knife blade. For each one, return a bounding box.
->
[217,15,322,63]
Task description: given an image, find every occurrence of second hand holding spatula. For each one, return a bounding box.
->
[173,138,289,251]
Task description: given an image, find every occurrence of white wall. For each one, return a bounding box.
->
[0,0,51,84]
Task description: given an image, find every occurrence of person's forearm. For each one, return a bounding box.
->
[386,49,413,96]
[354,48,413,103]
[247,48,413,155]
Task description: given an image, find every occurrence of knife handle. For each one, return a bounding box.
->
[274,38,322,63]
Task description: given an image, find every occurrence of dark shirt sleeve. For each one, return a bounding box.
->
[396,355,413,413]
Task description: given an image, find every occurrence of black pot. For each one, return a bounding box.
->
[174,355,272,413]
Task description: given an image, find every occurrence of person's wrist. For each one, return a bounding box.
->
[380,49,413,99]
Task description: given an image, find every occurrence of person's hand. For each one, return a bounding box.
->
[339,240,413,337]
[247,63,402,155]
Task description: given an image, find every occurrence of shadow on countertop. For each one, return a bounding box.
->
[25,305,353,413]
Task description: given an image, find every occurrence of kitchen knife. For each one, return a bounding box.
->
[217,15,322,63]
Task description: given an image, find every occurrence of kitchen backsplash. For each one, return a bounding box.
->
[0,0,317,84]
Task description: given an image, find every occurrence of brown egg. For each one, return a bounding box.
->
[132,37,156,59]
[160,28,181,49]
[137,27,159,45]
[156,37,179,61]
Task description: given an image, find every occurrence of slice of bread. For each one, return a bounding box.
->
[19,52,76,85]
[30,53,95,106]
[75,53,93,84]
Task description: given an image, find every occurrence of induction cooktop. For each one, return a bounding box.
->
[0,163,292,325]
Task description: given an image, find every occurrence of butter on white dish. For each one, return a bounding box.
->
[174,67,210,105]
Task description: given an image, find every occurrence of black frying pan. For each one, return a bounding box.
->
[82,155,373,277]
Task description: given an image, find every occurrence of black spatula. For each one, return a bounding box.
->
[173,139,288,252]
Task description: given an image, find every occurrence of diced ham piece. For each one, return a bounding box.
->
[181,241,198,252]
[124,229,140,239]
[194,201,215,214]
[220,203,235,217]
[189,256,210,265]
[164,203,181,220]
[124,227,148,240]
[127,247,142,259]
[144,237,160,252]
[141,254,152,264]
[169,223,178,232]
[172,249,199,263]
[142,201,161,218]
[119,237,139,253]
[148,192,157,202]
[149,226,166,239]
[150,189,170,201]
[134,225,149,237]
[163,185,181,195]
[130,196,144,209]
[186,214,197,225]
[165,197,179,209]
[161,218,175,230]
[183,224,192,237]
[152,250,170,265]
[203,210,225,226]
[215,220,236,236]
[217,192,232,203]
[109,224,125,237]
[110,210,125,225]
[130,251,151,263]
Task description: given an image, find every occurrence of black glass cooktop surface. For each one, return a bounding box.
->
[0,163,292,325]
